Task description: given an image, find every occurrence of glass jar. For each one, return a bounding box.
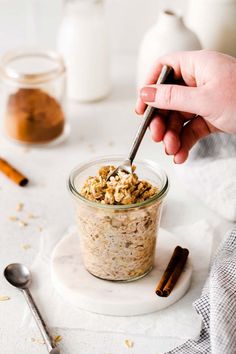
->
[68,156,169,282]
[0,50,69,145]
[57,0,111,102]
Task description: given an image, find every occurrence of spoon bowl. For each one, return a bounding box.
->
[4,263,31,289]
[107,159,132,180]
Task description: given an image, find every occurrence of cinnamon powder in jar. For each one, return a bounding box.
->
[5,88,65,143]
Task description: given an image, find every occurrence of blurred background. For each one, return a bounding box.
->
[0,0,186,56]
[0,0,235,145]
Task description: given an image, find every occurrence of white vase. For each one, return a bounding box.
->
[185,0,236,57]
[137,10,201,87]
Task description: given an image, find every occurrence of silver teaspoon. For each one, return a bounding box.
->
[107,65,173,180]
[4,263,60,354]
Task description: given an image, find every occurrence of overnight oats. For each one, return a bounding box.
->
[68,156,169,281]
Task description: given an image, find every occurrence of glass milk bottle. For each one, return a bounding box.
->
[57,0,111,102]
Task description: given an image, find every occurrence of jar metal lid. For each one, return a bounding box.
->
[0,50,66,85]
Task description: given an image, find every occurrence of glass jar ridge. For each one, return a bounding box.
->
[0,50,65,85]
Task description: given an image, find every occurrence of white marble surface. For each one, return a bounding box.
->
[0,55,233,354]
[23,219,212,343]
[51,227,192,316]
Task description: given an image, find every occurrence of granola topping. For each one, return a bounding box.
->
[80,165,158,205]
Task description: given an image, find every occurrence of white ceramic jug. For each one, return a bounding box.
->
[185,0,236,57]
[137,10,201,87]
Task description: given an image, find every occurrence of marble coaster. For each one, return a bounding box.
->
[51,229,192,316]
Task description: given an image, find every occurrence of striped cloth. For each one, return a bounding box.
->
[166,226,236,354]
[174,133,236,221]
[189,133,236,160]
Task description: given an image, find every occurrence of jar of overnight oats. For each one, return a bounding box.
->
[68,156,169,282]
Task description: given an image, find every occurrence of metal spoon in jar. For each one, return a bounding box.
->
[4,263,60,354]
[107,65,173,180]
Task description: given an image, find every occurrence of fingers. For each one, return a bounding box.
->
[163,113,183,155]
[134,50,222,163]
[149,115,166,142]
[174,116,211,163]
[150,114,214,163]
[141,51,193,84]
[136,62,167,115]
[150,112,184,155]
[135,51,198,114]
[139,84,206,117]
[149,109,170,142]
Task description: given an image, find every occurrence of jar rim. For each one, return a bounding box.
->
[0,49,66,85]
[68,155,169,210]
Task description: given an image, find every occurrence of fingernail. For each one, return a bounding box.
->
[140,87,156,102]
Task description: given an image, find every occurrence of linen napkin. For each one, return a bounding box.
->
[23,220,213,340]
[174,133,236,222]
[166,225,236,354]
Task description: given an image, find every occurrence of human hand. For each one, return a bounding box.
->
[136,50,236,163]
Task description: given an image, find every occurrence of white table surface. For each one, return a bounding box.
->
[0,56,233,354]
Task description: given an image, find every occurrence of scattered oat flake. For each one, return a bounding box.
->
[108,141,114,146]
[9,216,18,221]
[54,335,62,343]
[0,295,10,301]
[21,147,31,153]
[18,220,28,228]
[28,213,38,219]
[124,339,134,348]
[31,337,45,344]
[21,244,31,250]
[16,202,24,212]
[37,225,43,232]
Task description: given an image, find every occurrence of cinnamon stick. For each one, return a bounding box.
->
[162,248,189,297]
[0,158,29,186]
[155,246,183,296]
[155,246,189,297]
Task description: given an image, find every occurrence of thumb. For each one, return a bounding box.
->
[140,84,204,116]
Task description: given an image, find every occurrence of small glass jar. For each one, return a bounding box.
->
[0,50,69,145]
[68,156,169,282]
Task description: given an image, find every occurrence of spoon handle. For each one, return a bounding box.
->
[23,288,58,353]
[128,65,173,164]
